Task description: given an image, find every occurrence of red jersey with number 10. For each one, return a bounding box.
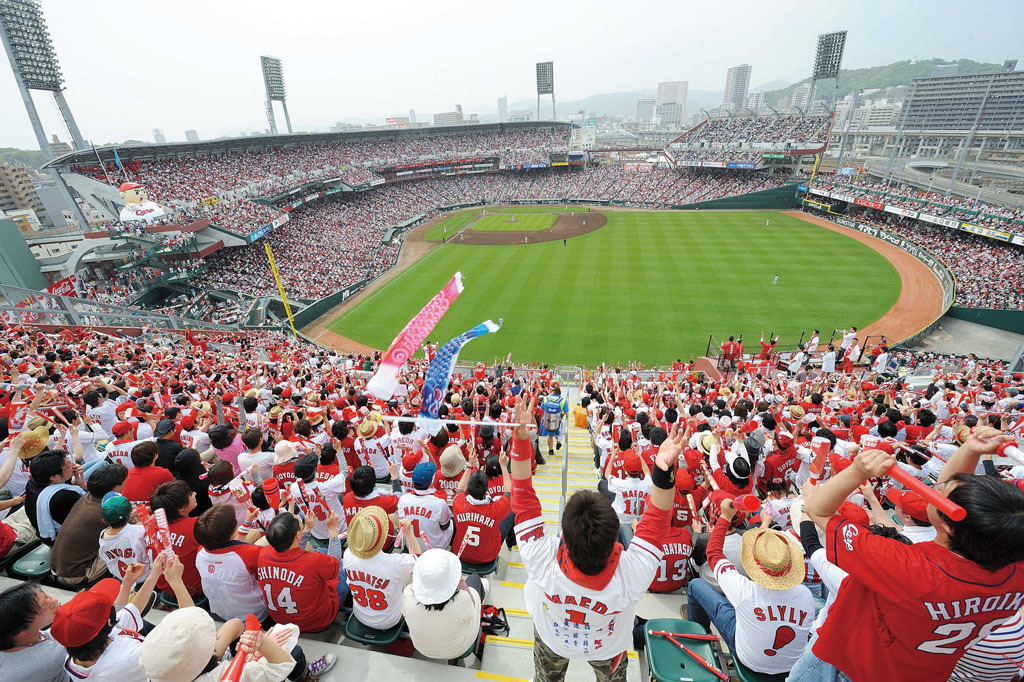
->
[813,515,1024,682]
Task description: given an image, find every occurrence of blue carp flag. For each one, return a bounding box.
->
[113,149,124,176]
[417,320,499,434]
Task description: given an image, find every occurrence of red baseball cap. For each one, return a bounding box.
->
[837,501,870,527]
[622,452,643,476]
[112,420,135,437]
[885,488,929,523]
[50,578,121,647]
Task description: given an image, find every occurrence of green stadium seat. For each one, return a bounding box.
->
[447,638,478,666]
[0,539,41,575]
[644,618,725,682]
[10,544,51,580]
[344,615,405,646]
[158,591,208,611]
[460,557,498,576]
[733,655,789,682]
[54,574,105,591]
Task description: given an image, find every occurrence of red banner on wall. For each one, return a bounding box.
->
[854,197,885,211]
[46,275,79,297]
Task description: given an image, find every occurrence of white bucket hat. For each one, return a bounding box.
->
[273,439,299,465]
[139,607,217,682]
[412,548,462,605]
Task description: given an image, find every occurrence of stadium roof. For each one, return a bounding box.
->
[44,120,573,168]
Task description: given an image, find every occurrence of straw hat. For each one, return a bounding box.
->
[273,440,299,465]
[740,526,805,590]
[789,405,806,419]
[18,426,51,459]
[356,418,377,438]
[347,506,391,559]
[139,607,217,682]
[439,444,467,478]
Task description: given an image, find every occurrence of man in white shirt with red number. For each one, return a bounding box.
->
[508,393,683,682]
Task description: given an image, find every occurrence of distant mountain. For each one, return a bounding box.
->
[762,58,1005,107]
[0,147,47,169]
[750,79,792,93]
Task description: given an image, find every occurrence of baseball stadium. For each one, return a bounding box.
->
[2,2,1024,681]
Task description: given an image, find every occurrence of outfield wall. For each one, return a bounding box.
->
[812,212,957,345]
[945,307,1024,336]
[674,183,799,210]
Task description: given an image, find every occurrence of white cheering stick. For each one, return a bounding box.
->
[997,441,1024,466]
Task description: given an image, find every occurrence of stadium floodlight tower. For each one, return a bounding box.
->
[261,55,292,135]
[0,0,89,229]
[809,30,847,171]
[536,61,556,120]
[0,0,86,154]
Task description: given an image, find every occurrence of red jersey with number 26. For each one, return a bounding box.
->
[256,546,339,632]
[813,515,1024,682]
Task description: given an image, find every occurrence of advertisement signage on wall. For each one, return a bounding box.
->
[701,161,726,168]
[960,223,1010,241]
[727,162,756,169]
[46,275,79,297]
[884,205,919,219]
[919,213,960,229]
[854,197,885,211]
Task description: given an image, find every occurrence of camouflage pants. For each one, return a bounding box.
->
[533,628,628,682]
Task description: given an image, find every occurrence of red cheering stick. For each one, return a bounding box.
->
[219,614,262,682]
[262,478,281,511]
[152,507,176,556]
[997,441,1024,466]
[734,494,762,513]
[686,493,703,533]
[699,461,719,491]
[887,465,965,521]
[649,630,719,642]
[650,631,727,681]
[809,436,831,476]
[135,504,161,555]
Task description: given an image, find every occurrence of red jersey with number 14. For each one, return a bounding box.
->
[256,546,339,633]
[452,492,511,564]
[813,515,1024,682]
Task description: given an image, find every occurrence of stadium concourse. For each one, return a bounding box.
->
[1,321,1024,682]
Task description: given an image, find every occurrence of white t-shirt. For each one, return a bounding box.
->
[514,508,662,660]
[397,489,453,550]
[402,582,480,659]
[713,557,814,674]
[195,544,268,622]
[354,435,392,478]
[841,332,856,350]
[86,401,118,437]
[342,549,416,629]
[104,437,154,470]
[899,524,938,544]
[64,604,146,682]
[179,428,211,453]
[288,475,348,539]
[607,476,652,523]
[238,450,275,483]
[98,524,151,583]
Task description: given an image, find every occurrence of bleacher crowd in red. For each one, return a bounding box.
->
[669,115,833,164]
[0,321,1023,681]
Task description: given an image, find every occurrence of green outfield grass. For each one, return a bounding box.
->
[486,205,588,214]
[472,213,556,232]
[422,212,477,242]
[328,210,901,365]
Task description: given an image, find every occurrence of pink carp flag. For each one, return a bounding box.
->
[366,272,464,399]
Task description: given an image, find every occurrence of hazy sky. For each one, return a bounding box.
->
[1,0,1021,148]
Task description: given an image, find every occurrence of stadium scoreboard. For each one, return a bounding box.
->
[536,61,554,95]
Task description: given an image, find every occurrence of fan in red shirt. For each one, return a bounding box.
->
[452,469,513,565]
[649,519,693,593]
[122,442,174,504]
[793,427,1024,682]
[473,424,502,468]
[342,466,399,549]
[257,510,347,633]
[150,480,203,596]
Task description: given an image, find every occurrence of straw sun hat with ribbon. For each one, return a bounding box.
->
[740,525,806,591]
[348,506,391,559]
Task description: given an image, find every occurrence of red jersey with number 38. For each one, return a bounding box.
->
[813,515,1024,682]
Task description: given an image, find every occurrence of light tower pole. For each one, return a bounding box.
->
[0,0,90,229]
[261,56,292,134]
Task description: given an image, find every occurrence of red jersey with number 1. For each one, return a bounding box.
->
[452,492,512,564]
[256,546,339,632]
[813,515,1024,682]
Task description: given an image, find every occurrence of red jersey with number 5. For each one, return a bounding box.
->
[452,492,512,565]
[813,515,1024,682]
[649,525,693,593]
[256,546,339,632]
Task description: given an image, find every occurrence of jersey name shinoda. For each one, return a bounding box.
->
[257,565,306,587]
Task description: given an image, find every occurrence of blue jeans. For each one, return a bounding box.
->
[786,645,851,682]
[686,578,736,654]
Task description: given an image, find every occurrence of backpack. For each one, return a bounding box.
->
[541,399,563,432]
[476,605,510,657]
